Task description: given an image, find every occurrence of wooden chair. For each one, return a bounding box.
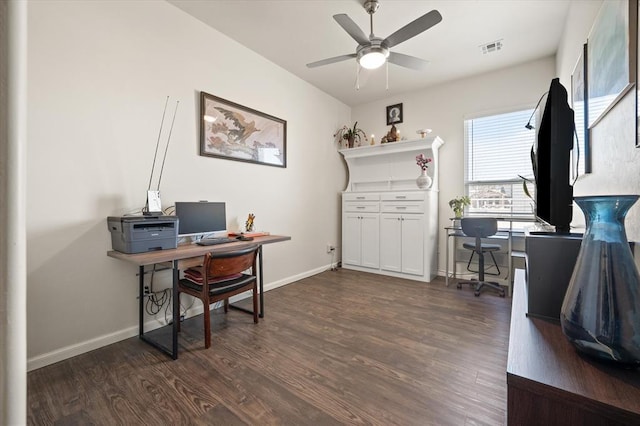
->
[178,244,260,348]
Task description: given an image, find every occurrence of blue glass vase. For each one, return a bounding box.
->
[560,195,640,367]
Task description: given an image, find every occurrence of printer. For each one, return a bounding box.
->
[107,215,179,254]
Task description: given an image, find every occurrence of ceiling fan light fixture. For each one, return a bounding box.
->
[358,46,389,69]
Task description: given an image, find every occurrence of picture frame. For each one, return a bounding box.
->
[587,0,637,128]
[571,43,591,174]
[200,92,287,168]
[386,103,403,125]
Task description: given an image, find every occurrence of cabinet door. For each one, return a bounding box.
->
[380,214,402,272]
[343,213,362,266]
[401,214,424,275]
[360,213,380,269]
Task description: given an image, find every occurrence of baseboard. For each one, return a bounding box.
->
[27,263,335,371]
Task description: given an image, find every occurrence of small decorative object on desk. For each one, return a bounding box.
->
[245,213,255,232]
[334,122,367,148]
[449,196,470,219]
[415,153,432,189]
[560,195,640,367]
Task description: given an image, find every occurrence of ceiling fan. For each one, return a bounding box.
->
[306,0,442,71]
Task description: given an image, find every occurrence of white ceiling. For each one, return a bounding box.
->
[167,0,572,107]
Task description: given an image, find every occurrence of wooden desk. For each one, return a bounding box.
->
[507,269,640,425]
[107,235,291,359]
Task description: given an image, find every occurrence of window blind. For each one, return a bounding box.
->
[464,109,536,216]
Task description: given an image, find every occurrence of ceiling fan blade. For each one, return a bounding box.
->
[306,53,357,68]
[383,10,442,48]
[388,52,430,71]
[333,14,370,45]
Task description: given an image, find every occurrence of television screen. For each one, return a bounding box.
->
[534,78,574,233]
[175,201,227,237]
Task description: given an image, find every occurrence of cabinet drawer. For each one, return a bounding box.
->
[381,202,425,213]
[345,203,380,213]
[381,192,424,202]
[344,193,380,202]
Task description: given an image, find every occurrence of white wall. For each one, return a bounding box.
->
[556,0,640,241]
[26,1,350,368]
[352,57,555,275]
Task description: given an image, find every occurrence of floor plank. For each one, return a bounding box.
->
[27,269,512,425]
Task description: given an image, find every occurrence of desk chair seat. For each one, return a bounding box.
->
[178,244,260,349]
[457,218,505,297]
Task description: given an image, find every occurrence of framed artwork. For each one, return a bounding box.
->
[200,92,287,167]
[587,0,637,128]
[571,43,591,174]
[386,103,403,125]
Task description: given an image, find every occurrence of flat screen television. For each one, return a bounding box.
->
[174,201,227,238]
[534,78,575,233]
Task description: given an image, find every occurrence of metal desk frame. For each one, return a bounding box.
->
[108,235,291,360]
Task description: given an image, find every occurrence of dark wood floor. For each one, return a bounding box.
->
[27,269,512,425]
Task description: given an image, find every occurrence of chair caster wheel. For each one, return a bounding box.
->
[457,284,462,289]
[474,291,480,297]
[500,292,506,298]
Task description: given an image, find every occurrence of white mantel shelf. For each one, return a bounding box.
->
[339,136,445,193]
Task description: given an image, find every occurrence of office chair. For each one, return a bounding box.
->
[178,244,260,349]
[457,218,506,297]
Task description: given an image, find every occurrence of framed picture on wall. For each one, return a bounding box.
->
[386,103,403,125]
[200,92,287,168]
[587,0,637,128]
[571,43,591,174]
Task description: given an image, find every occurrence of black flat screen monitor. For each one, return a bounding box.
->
[535,78,574,233]
[175,201,227,238]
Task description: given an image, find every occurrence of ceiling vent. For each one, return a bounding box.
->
[481,40,503,54]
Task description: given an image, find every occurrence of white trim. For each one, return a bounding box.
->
[2,1,28,424]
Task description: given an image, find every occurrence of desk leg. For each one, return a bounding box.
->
[138,262,179,360]
[171,260,179,360]
[445,233,450,287]
[229,245,265,318]
[259,245,264,318]
[138,265,145,337]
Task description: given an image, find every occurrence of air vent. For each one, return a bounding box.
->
[480,40,503,54]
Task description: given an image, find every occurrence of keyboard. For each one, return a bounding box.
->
[196,237,234,246]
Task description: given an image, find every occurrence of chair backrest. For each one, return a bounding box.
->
[203,245,259,280]
[461,217,498,239]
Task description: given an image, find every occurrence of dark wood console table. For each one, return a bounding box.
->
[507,269,640,425]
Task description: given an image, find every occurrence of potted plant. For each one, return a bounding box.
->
[334,122,367,148]
[449,196,470,219]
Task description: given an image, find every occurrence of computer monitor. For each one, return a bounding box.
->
[175,201,227,238]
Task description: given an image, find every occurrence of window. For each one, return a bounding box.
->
[464,108,535,218]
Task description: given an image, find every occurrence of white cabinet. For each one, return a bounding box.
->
[380,213,424,275]
[342,193,380,269]
[343,212,379,269]
[339,138,444,283]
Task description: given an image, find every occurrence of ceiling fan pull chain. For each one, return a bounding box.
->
[356,62,360,90]
[386,61,389,90]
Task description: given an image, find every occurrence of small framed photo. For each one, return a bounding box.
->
[386,103,403,125]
